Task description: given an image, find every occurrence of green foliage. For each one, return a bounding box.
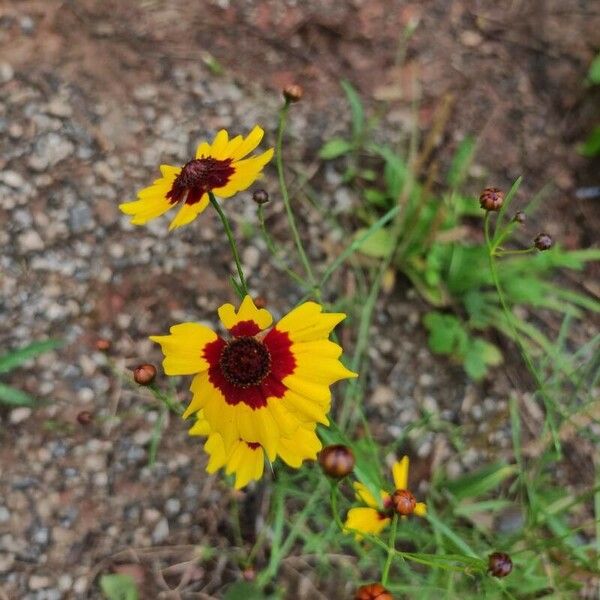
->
[0,339,62,406]
[321,84,600,378]
[99,574,139,600]
[579,52,600,156]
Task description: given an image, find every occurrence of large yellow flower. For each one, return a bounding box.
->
[120,126,273,230]
[344,457,427,539]
[189,411,322,489]
[150,296,356,472]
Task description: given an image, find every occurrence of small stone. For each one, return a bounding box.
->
[0,553,15,574]
[0,170,25,189]
[57,574,73,591]
[152,517,169,543]
[242,246,260,270]
[32,527,50,546]
[0,506,9,523]
[143,508,161,525]
[29,575,52,590]
[0,62,14,83]
[164,498,181,517]
[460,30,483,47]
[18,230,44,252]
[10,407,32,424]
[73,577,87,594]
[69,202,94,233]
[46,98,73,118]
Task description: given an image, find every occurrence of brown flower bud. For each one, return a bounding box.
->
[283,84,303,103]
[252,189,269,205]
[488,552,513,578]
[76,410,93,426]
[318,444,355,479]
[479,187,504,212]
[95,338,111,352]
[534,233,553,251]
[513,211,526,224]
[391,489,416,516]
[133,363,157,386]
[355,582,393,600]
[242,567,256,581]
[253,296,267,309]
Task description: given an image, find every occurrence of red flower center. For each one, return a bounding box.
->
[167,157,234,206]
[219,337,271,388]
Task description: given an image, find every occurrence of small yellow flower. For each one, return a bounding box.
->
[344,456,426,539]
[120,126,273,230]
[189,411,322,489]
[150,296,356,486]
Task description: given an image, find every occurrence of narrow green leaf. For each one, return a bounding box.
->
[0,382,37,407]
[447,136,476,188]
[0,339,62,374]
[445,462,517,501]
[99,574,139,600]
[319,138,354,159]
[579,125,600,157]
[587,52,600,84]
[341,80,365,140]
[224,582,267,600]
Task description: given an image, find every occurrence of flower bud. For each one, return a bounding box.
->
[479,187,504,211]
[242,567,256,581]
[283,84,303,103]
[95,338,111,352]
[513,211,526,224]
[133,363,157,386]
[252,189,269,205]
[318,444,355,479]
[534,233,553,251]
[488,552,512,578]
[253,296,267,309]
[391,489,416,516]
[76,410,93,426]
[355,583,393,600]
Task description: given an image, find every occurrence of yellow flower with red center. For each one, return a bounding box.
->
[150,296,357,486]
[120,126,273,230]
[344,456,426,538]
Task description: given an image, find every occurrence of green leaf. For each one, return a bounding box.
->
[224,582,267,600]
[319,138,354,159]
[341,80,365,140]
[364,188,390,208]
[0,382,37,407]
[447,136,476,188]
[463,344,488,380]
[0,339,62,374]
[445,462,517,501]
[99,574,139,600]
[354,227,395,258]
[588,52,600,84]
[579,125,600,157]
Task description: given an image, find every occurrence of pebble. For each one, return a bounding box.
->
[9,407,33,424]
[0,553,15,573]
[18,230,44,252]
[29,575,52,590]
[0,170,25,189]
[152,517,169,543]
[0,62,14,83]
[0,507,10,523]
[165,498,181,516]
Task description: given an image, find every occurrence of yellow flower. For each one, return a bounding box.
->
[344,456,426,539]
[150,296,356,484]
[189,411,322,489]
[120,126,273,230]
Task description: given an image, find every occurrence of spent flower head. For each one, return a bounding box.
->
[488,552,513,578]
[355,583,393,600]
[534,232,553,251]
[479,187,504,212]
[120,127,273,230]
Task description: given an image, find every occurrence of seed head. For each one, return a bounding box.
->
[283,83,303,103]
[76,410,93,426]
[488,552,513,578]
[479,187,504,212]
[512,211,526,224]
[391,489,417,516]
[252,189,270,205]
[534,233,553,251]
[318,444,355,479]
[355,583,393,600]
[95,338,111,352]
[133,363,157,386]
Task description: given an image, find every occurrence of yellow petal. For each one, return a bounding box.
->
[353,482,378,508]
[282,375,332,405]
[189,414,211,437]
[229,125,265,161]
[392,456,409,490]
[150,323,218,376]
[267,397,301,437]
[218,295,273,333]
[289,340,343,359]
[212,148,274,198]
[168,195,209,230]
[159,164,181,178]
[344,507,389,539]
[276,303,347,343]
[280,389,329,425]
[292,356,357,385]
[204,433,228,473]
[195,141,211,158]
[209,129,229,159]
[414,502,427,517]
[231,442,264,489]
[278,426,321,468]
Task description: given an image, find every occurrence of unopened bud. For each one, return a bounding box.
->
[318,444,355,479]
[242,567,256,581]
[355,583,393,600]
[391,489,416,516]
[488,552,512,578]
[133,363,157,386]
[479,187,504,212]
[534,233,553,251]
[253,296,267,309]
[252,189,269,205]
[283,84,303,103]
[513,211,526,224]
[76,410,93,426]
[95,338,111,352]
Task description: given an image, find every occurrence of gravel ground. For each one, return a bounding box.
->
[1,1,598,598]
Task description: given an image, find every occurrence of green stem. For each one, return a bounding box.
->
[208,191,248,299]
[329,483,346,533]
[495,247,536,257]
[276,100,318,296]
[484,212,560,451]
[148,383,183,416]
[381,514,399,585]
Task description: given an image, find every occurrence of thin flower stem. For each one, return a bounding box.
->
[208,191,248,299]
[484,212,560,451]
[276,100,318,296]
[381,514,399,586]
[148,383,183,416]
[495,247,536,257]
[329,483,346,533]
